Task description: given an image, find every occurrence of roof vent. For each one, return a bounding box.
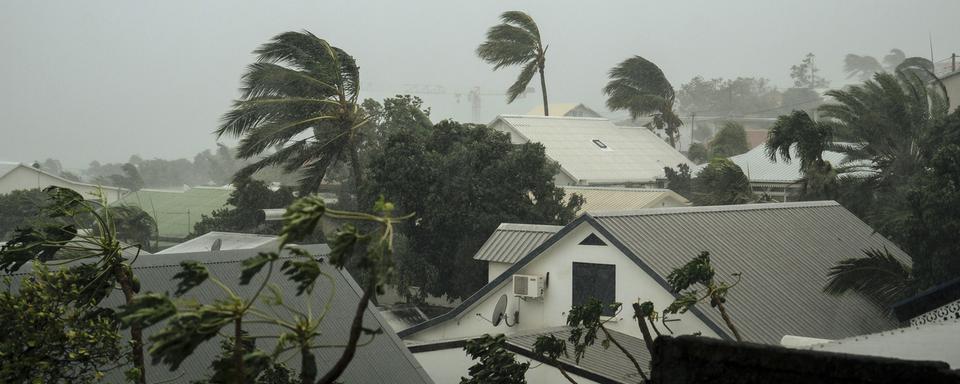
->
[579,233,607,246]
[592,139,612,151]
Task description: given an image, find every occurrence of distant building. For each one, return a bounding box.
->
[693,144,871,200]
[403,202,908,381]
[0,161,124,200]
[525,103,603,118]
[940,69,960,113]
[490,115,693,187]
[563,186,689,214]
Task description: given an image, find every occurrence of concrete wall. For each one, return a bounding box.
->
[407,221,719,343]
[413,348,597,384]
[488,261,510,283]
[0,165,124,201]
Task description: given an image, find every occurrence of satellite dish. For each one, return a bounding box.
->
[210,238,222,251]
[491,294,508,326]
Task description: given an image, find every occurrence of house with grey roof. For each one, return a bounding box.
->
[403,201,909,381]
[564,186,689,214]
[7,245,433,383]
[0,161,124,200]
[525,103,603,118]
[490,115,693,187]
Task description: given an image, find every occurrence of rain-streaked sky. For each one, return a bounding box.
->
[1,0,958,168]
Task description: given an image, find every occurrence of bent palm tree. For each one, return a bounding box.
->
[477,11,549,115]
[825,248,916,307]
[217,31,367,202]
[604,56,682,148]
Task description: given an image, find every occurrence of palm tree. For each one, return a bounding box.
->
[217,31,367,203]
[825,248,916,307]
[604,56,682,148]
[765,110,841,199]
[477,11,549,115]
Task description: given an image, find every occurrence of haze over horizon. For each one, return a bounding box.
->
[1,0,958,168]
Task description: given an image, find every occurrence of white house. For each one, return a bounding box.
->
[0,161,124,200]
[402,201,908,382]
[489,115,693,187]
[157,231,279,254]
[525,103,603,118]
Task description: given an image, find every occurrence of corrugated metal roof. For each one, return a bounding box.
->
[807,319,960,369]
[564,186,689,214]
[493,115,694,184]
[507,327,650,384]
[472,223,562,263]
[694,144,872,184]
[6,246,433,383]
[158,231,278,254]
[590,201,907,344]
[404,201,907,346]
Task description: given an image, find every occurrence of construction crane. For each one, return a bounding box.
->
[398,84,535,122]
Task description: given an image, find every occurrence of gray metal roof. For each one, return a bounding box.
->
[7,246,433,383]
[564,186,689,214]
[590,201,907,344]
[492,115,693,184]
[403,201,906,346]
[693,144,873,184]
[507,327,650,384]
[472,223,562,263]
[157,231,278,254]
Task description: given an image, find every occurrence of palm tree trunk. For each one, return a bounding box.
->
[539,63,549,117]
[631,302,656,355]
[557,365,579,384]
[233,317,244,384]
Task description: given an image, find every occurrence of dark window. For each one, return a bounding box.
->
[579,233,607,246]
[572,262,616,316]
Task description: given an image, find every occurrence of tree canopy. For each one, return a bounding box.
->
[365,120,582,299]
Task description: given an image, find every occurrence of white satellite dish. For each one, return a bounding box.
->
[491,294,508,326]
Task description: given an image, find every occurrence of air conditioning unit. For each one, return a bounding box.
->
[512,274,544,298]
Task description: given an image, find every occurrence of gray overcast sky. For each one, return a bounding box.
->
[1,0,958,168]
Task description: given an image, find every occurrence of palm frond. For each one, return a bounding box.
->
[499,11,541,40]
[507,61,538,103]
[824,248,915,307]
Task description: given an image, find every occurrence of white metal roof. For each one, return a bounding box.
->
[693,144,872,184]
[492,115,694,184]
[564,186,689,213]
[157,231,279,254]
[805,319,960,369]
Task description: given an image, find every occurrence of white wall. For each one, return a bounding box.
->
[488,261,510,283]
[944,73,960,114]
[0,166,124,200]
[407,221,719,343]
[413,348,598,384]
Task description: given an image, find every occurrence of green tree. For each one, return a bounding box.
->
[109,163,145,192]
[665,251,743,341]
[790,53,830,89]
[366,120,582,299]
[121,195,410,384]
[561,300,648,381]
[476,11,549,115]
[0,187,150,383]
[604,56,682,147]
[676,76,781,117]
[708,121,749,158]
[844,54,884,81]
[109,205,158,252]
[191,178,298,237]
[531,335,577,384]
[765,110,838,199]
[217,31,367,203]
[686,143,709,164]
[663,164,693,200]
[461,334,529,384]
[0,264,124,383]
[691,158,753,206]
[0,188,46,239]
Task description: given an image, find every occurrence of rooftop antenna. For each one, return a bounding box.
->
[929,32,935,64]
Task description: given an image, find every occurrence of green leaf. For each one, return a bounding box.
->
[240,252,278,285]
[148,307,235,370]
[279,194,326,246]
[172,260,208,296]
[327,224,366,268]
[280,258,322,295]
[117,293,177,329]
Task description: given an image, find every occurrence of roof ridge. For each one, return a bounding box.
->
[563,186,675,193]
[496,223,564,232]
[498,114,609,122]
[587,200,840,218]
